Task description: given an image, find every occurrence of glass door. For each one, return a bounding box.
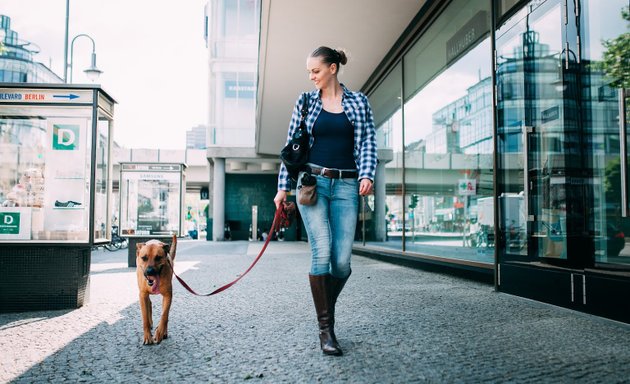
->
[581,0,630,270]
[496,0,571,262]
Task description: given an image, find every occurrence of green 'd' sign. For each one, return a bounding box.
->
[0,212,20,234]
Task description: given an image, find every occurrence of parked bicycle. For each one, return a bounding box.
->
[104,225,128,251]
[91,226,128,252]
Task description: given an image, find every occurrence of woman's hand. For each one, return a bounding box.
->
[274,190,288,209]
[359,178,373,196]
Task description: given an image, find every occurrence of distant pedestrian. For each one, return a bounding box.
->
[274,46,377,356]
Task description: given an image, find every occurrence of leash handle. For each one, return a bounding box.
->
[172,204,287,296]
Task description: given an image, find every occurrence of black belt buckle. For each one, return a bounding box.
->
[314,167,356,179]
[321,167,339,178]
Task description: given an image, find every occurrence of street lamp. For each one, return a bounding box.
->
[68,34,103,83]
[63,0,70,82]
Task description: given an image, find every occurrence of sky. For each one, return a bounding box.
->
[2,0,209,150]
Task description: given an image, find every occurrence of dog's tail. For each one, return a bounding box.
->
[170,234,177,261]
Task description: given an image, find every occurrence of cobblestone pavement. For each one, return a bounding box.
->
[1,240,630,383]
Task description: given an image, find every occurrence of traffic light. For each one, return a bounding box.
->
[409,194,419,209]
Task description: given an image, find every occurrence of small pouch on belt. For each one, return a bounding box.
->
[298,172,317,206]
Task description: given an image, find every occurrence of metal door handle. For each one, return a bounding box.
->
[620,89,628,217]
[523,125,533,221]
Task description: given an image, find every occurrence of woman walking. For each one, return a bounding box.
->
[274,46,377,356]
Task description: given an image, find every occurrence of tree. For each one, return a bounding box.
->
[597,6,630,89]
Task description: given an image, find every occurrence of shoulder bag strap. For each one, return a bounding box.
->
[300,93,309,123]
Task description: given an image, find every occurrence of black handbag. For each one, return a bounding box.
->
[280,93,310,181]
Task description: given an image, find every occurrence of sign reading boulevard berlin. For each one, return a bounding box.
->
[458,179,476,196]
[0,88,93,104]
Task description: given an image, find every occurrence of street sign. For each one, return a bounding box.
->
[458,179,476,196]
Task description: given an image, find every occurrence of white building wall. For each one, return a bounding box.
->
[205,0,260,148]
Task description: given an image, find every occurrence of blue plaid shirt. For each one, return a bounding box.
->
[278,84,378,191]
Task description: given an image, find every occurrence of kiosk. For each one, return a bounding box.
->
[118,162,185,267]
[0,83,115,312]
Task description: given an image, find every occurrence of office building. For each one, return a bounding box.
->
[186,124,208,149]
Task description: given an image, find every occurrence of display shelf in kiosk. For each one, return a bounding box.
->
[118,162,186,267]
[0,83,115,312]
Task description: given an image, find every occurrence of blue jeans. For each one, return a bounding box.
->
[297,172,359,278]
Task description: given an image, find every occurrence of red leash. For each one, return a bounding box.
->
[171,203,294,296]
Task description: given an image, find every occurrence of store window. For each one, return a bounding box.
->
[402,0,494,263]
[364,0,494,264]
[365,63,402,246]
[119,164,185,237]
[0,107,94,242]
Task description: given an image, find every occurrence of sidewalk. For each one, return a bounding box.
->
[1,240,629,383]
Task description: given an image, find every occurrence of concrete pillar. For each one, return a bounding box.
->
[206,160,214,240]
[212,157,225,241]
[374,161,387,242]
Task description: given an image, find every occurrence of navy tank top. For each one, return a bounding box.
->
[308,109,356,170]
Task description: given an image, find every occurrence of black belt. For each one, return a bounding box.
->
[310,167,357,179]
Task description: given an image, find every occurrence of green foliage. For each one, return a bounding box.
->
[597,6,630,89]
[604,157,621,200]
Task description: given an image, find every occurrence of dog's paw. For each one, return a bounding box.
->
[143,333,154,345]
[154,327,167,344]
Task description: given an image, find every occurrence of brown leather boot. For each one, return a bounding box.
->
[309,274,342,356]
[328,273,350,315]
[327,273,350,351]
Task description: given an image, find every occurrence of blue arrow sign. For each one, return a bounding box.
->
[53,94,80,100]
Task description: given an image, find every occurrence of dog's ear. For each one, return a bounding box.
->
[136,243,144,257]
[162,243,171,255]
[170,235,177,260]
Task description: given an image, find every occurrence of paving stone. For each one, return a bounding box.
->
[1,240,629,383]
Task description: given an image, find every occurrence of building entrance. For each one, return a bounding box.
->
[496,0,630,322]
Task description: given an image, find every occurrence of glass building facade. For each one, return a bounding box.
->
[0,15,62,84]
[357,0,630,322]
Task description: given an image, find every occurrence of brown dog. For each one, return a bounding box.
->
[136,235,177,345]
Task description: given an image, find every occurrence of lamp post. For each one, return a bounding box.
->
[63,0,70,82]
[68,34,103,83]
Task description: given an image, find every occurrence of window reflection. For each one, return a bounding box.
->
[496,2,567,261]
[401,38,493,263]
[364,0,494,264]
[582,0,630,267]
